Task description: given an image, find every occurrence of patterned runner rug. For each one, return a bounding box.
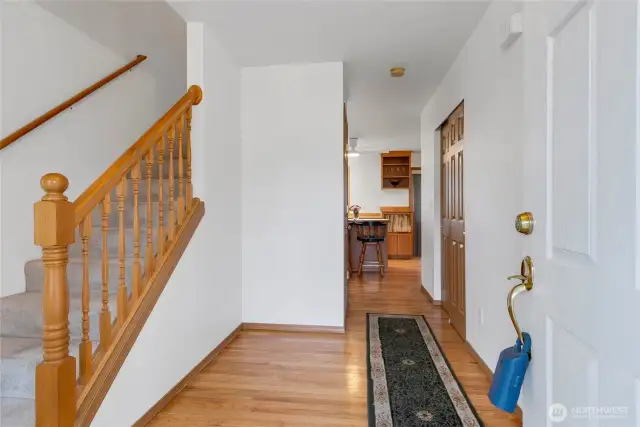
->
[367,314,484,427]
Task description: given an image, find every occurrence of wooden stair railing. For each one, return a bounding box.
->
[33,85,204,427]
[0,55,147,151]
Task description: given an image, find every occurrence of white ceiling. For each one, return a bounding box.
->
[170,1,489,152]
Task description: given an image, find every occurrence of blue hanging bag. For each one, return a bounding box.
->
[488,332,531,413]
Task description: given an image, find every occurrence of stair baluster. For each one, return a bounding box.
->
[186,107,193,207]
[168,124,176,239]
[100,194,112,351]
[131,163,141,301]
[177,116,185,224]
[79,215,93,385]
[157,137,165,256]
[145,146,155,277]
[34,173,76,427]
[116,177,128,327]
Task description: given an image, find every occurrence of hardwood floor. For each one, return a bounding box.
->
[147,259,521,427]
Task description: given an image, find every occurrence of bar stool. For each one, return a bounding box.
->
[356,220,386,277]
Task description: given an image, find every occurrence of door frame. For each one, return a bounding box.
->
[424,103,467,308]
[343,103,349,325]
[425,126,445,303]
[438,101,466,339]
[438,124,445,304]
[412,170,422,257]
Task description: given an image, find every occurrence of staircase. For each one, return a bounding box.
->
[0,85,204,426]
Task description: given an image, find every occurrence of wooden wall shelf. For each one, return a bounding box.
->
[381,151,411,189]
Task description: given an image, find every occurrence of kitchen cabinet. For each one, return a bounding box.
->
[381,207,413,259]
[381,151,412,189]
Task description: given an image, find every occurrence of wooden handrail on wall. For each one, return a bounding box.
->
[0,54,147,151]
[34,85,204,427]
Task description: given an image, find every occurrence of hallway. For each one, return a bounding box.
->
[147,259,521,426]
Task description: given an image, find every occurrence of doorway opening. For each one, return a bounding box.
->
[346,149,421,275]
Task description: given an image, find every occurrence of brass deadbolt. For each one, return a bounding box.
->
[515,212,534,235]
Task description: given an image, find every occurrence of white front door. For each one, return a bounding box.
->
[521,1,639,426]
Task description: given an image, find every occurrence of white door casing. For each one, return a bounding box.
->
[521,1,638,426]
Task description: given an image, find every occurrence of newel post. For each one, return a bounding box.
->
[34,173,76,427]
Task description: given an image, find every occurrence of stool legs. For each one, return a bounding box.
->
[358,242,385,277]
[358,241,367,276]
[376,242,384,277]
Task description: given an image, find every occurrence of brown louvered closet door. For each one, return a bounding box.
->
[441,102,465,339]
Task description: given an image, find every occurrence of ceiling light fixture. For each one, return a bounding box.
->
[390,67,405,77]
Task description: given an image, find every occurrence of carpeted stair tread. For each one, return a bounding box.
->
[1,291,119,340]
[123,163,180,182]
[0,397,35,427]
[0,337,42,399]
[141,145,186,161]
[134,176,176,196]
[87,201,166,229]
[25,255,143,295]
[144,162,185,179]
[85,179,179,216]
[101,180,173,204]
[67,226,160,258]
[70,178,185,233]
[25,221,166,295]
[80,178,184,229]
[0,336,94,399]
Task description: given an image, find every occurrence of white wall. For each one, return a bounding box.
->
[350,134,421,153]
[37,0,186,118]
[92,22,243,426]
[348,152,409,212]
[411,151,421,168]
[0,2,159,296]
[420,1,524,371]
[241,62,345,327]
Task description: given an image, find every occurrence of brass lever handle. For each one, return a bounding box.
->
[507,281,528,346]
[506,257,534,347]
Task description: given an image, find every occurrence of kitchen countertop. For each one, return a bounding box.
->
[348,218,390,223]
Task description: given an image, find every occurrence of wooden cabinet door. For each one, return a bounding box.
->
[397,233,413,258]
[387,233,398,258]
[441,103,466,339]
